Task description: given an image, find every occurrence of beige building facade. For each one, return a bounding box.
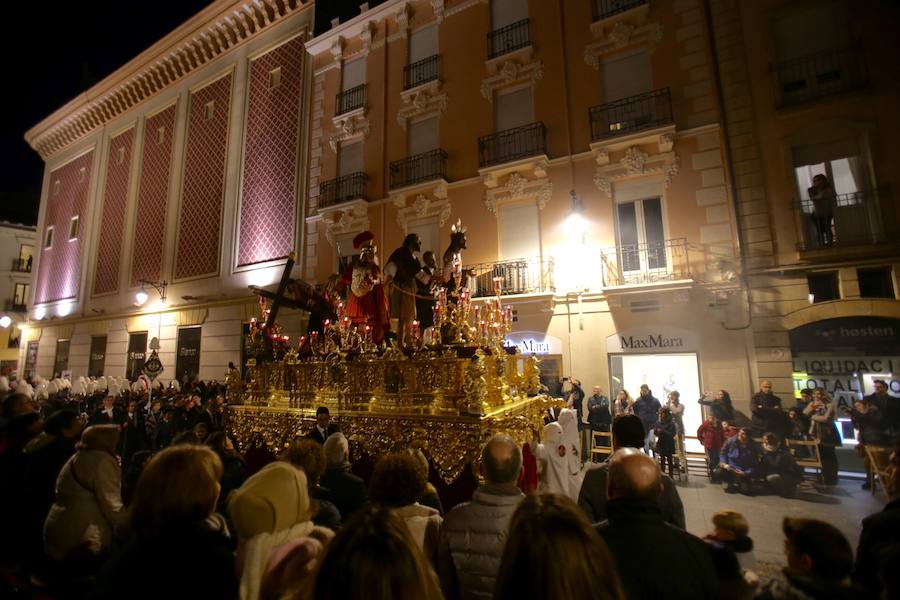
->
[303,0,755,443]
[0,222,36,376]
[706,0,900,427]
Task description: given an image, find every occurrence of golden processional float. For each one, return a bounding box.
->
[226,259,559,484]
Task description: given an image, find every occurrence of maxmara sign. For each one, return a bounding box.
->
[606,327,698,354]
[505,332,563,355]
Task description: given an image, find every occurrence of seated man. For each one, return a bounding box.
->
[578,414,685,529]
[715,428,759,495]
[758,432,802,498]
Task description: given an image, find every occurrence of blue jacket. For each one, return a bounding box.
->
[719,437,759,476]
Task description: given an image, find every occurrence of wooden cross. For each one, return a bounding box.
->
[248,253,297,357]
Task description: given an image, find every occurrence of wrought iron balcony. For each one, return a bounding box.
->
[335,84,367,116]
[463,256,555,298]
[4,300,27,312]
[793,189,898,251]
[487,18,530,60]
[12,258,32,273]
[599,238,691,287]
[591,0,647,21]
[318,172,369,210]
[589,88,673,142]
[773,45,868,107]
[478,122,547,168]
[389,149,448,190]
[404,54,440,90]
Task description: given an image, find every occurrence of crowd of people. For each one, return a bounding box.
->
[1,371,899,599]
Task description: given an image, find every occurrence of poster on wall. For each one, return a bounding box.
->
[175,327,202,385]
[53,339,70,378]
[24,340,38,381]
[88,336,107,378]
[126,332,148,382]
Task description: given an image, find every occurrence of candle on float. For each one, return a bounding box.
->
[493,276,502,296]
[364,325,372,342]
[337,302,344,319]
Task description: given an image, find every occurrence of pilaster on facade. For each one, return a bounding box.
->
[584,2,662,70]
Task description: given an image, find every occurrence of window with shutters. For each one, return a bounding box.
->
[408,116,439,156]
[499,201,540,260]
[495,86,534,132]
[406,25,439,89]
[602,50,652,102]
[338,140,364,178]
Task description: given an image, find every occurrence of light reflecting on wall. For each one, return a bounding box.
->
[245,267,278,290]
[57,301,74,317]
[33,305,46,320]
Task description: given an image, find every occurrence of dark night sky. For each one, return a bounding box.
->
[0,0,374,227]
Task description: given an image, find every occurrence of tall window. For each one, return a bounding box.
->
[495,87,534,132]
[13,283,29,308]
[794,156,869,204]
[616,197,666,274]
[342,57,366,91]
[408,116,439,156]
[409,24,437,63]
[491,0,528,29]
[338,140,364,177]
[602,50,652,102]
[499,202,540,260]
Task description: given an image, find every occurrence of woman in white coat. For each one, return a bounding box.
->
[44,424,123,566]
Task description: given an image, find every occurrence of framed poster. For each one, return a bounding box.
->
[24,340,38,381]
[126,332,148,381]
[175,327,202,385]
[89,336,107,377]
[53,339,70,378]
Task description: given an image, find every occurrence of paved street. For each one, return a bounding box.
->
[679,475,884,564]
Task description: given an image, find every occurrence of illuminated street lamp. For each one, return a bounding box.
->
[565,189,587,239]
[135,280,168,306]
[0,315,11,328]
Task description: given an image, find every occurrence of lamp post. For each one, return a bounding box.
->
[135,279,168,306]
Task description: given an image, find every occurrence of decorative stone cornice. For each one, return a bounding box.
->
[392,184,452,232]
[431,0,446,22]
[481,58,543,101]
[25,0,312,161]
[592,147,679,199]
[483,171,552,216]
[584,20,663,69]
[329,113,370,151]
[393,2,410,36]
[359,21,377,54]
[322,203,370,246]
[397,88,448,129]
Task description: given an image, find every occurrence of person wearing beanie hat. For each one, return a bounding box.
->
[343,231,390,343]
[229,462,333,600]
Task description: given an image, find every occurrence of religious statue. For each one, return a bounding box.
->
[344,231,390,344]
[385,233,432,347]
[442,219,468,298]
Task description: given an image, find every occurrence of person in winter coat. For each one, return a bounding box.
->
[697,416,725,481]
[612,389,634,418]
[757,518,862,600]
[229,461,334,600]
[758,433,802,498]
[804,388,840,485]
[93,445,238,600]
[587,386,612,432]
[321,432,368,520]
[698,389,734,423]
[633,385,661,455]
[704,510,756,573]
[43,425,123,568]
[654,407,677,477]
[715,428,759,495]
[437,434,525,600]
[369,452,443,562]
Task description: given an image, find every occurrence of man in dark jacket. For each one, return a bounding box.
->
[595,449,718,599]
[306,406,340,444]
[758,432,801,497]
[320,432,368,519]
[751,380,788,437]
[578,414,685,529]
[633,384,661,455]
[854,444,900,596]
[89,392,125,426]
[587,386,611,432]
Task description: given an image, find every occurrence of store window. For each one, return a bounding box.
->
[807,272,840,303]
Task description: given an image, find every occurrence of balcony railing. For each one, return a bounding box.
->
[773,45,868,107]
[599,238,691,287]
[4,300,27,312]
[591,0,647,21]
[589,88,673,142]
[794,189,898,251]
[389,149,448,189]
[12,258,32,273]
[404,54,440,90]
[487,18,530,60]
[335,84,367,116]
[318,172,369,210]
[463,256,555,298]
[478,122,547,168]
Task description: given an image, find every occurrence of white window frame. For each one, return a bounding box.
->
[68,216,80,241]
[44,226,54,249]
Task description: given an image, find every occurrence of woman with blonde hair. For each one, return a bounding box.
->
[612,389,633,418]
[310,505,443,600]
[43,424,123,569]
[493,493,624,600]
[93,445,238,599]
[804,387,840,485]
